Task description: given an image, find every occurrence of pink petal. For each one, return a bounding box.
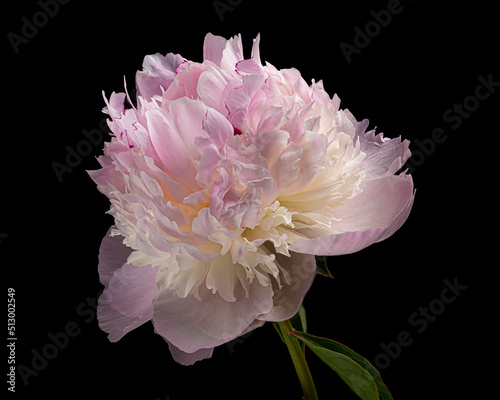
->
[290,174,414,255]
[136,53,185,101]
[290,228,390,256]
[169,97,207,154]
[203,33,228,66]
[167,341,214,366]
[270,142,303,194]
[197,66,236,117]
[332,174,414,234]
[251,33,262,65]
[258,252,316,322]
[355,118,412,179]
[220,34,244,72]
[152,281,273,354]
[278,131,328,197]
[146,99,206,187]
[102,91,126,119]
[163,62,207,102]
[97,232,160,342]
[97,227,132,286]
[252,129,290,168]
[202,106,234,149]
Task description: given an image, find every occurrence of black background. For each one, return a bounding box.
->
[4,0,497,399]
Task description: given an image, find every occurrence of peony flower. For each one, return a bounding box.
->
[89,33,414,365]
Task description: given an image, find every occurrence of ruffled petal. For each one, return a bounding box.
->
[136,53,185,101]
[197,66,236,117]
[354,116,412,179]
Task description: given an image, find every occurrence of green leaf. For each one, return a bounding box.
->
[291,331,393,400]
[290,305,307,333]
[289,306,308,353]
[272,322,286,344]
[315,256,333,278]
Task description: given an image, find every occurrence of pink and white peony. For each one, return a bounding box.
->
[89,33,414,365]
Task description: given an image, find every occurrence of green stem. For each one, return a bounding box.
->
[276,319,318,400]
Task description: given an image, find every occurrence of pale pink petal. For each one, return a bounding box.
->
[277,131,328,197]
[270,142,303,194]
[355,117,412,179]
[163,62,207,102]
[97,227,131,286]
[136,53,185,101]
[376,178,415,243]
[197,66,236,117]
[145,105,200,187]
[152,282,273,354]
[253,129,290,168]
[167,341,214,366]
[209,136,278,228]
[97,253,160,342]
[290,175,414,255]
[204,107,234,146]
[236,58,262,75]
[168,97,207,154]
[102,91,126,119]
[191,109,235,189]
[251,33,262,65]
[220,34,244,72]
[290,227,390,256]
[203,33,228,66]
[258,252,316,322]
[331,174,414,234]
[225,75,267,133]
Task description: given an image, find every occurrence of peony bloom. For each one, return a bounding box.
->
[89,33,414,365]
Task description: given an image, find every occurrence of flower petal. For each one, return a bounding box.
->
[355,116,412,179]
[136,53,185,101]
[152,282,272,353]
[146,98,206,187]
[97,227,132,287]
[257,252,316,322]
[197,66,236,117]
[167,341,214,366]
[220,34,244,72]
[290,175,414,255]
[98,262,160,342]
[203,33,228,66]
